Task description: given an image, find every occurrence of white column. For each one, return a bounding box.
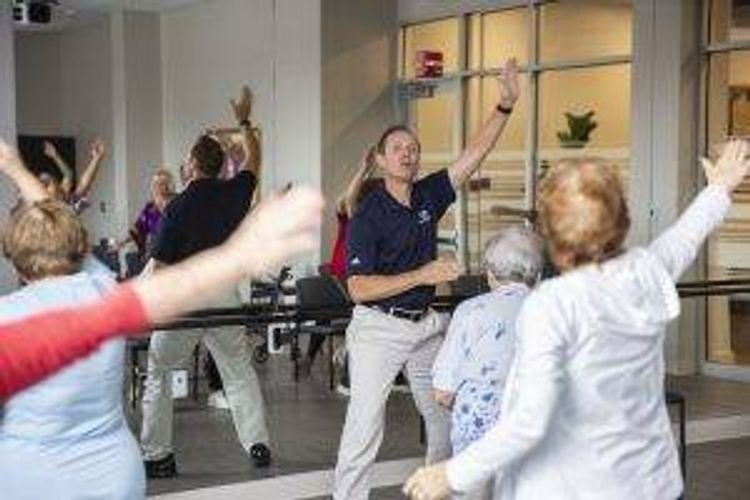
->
[111,9,129,238]
[274,0,322,272]
[0,3,18,292]
[631,0,703,374]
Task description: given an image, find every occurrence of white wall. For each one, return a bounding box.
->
[0,3,18,292]
[0,3,16,158]
[14,32,63,136]
[59,16,116,242]
[161,0,323,268]
[122,11,163,225]
[274,0,322,191]
[321,0,399,258]
[160,0,275,186]
[13,12,157,243]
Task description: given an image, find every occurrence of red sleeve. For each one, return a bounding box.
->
[0,284,149,401]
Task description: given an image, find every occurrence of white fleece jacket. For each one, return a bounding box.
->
[446,185,731,500]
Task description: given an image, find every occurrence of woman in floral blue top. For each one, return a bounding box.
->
[432,226,543,499]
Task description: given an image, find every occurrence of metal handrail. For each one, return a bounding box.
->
[151,279,750,332]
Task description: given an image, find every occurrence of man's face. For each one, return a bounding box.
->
[183,153,199,182]
[377,130,420,183]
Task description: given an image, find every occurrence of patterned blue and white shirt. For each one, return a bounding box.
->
[433,282,529,452]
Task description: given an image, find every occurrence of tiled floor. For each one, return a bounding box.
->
[131,349,425,497]
[128,345,750,499]
[687,437,750,500]
[668,375,750,420]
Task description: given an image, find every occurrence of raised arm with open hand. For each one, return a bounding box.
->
[231,85,262,177]
[448,57,520,189]
[702,137,750,192]
[43,140,74,194]
[650,138,750,280]
[0,138,48,203]
[75,138,107,198]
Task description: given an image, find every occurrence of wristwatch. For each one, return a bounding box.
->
[496,103,513,115]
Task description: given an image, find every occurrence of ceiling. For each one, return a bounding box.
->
[60,0,202,12]
[12,0,204,32]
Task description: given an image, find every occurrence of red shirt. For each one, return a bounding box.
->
[0,284,148,401]
[329,211,350,281]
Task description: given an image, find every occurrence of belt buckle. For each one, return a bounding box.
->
[390,307,424,322]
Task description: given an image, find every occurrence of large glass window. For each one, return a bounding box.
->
[540,0,633,62]
[539,64,632,192]
[401,2,633,271]
[705,0,750,365]
[403,18,460,79]
[708,0,750,45]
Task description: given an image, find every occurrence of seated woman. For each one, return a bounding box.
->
[0,200,144,500]
[431,227,543,499]
[405,140,750,500]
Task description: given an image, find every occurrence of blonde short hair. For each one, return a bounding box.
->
[3,200,88,281]
[537,159,630,270]
[153,167,174,184]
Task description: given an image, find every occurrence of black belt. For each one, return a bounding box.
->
[376,306,429,322]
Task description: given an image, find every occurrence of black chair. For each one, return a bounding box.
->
[124,251,145,279]
[126,338,150,411]
[92,239,121,276]
[249,267,295,363]
[290,274,351,389]
[449,274,489,297]
[126,338,205,410]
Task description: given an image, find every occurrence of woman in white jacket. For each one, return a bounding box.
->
[404,139,750,500]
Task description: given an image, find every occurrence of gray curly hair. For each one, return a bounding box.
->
[483,226,544,286]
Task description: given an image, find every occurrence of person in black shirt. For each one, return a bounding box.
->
[140,92,270,478]
[333,58,520,500]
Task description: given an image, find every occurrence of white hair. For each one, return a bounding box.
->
[483,226,544,286]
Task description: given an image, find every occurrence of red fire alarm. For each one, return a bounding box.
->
[415,50,444,78]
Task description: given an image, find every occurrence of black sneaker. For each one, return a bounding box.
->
[250,443,272,468]
[144,453,178,479]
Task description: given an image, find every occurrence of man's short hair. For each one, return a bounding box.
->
[537,159,630,269]
[3,200,88,281]
[191,135,225,178]
[376,125,417,154]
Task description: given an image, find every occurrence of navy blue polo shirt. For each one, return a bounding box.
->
[346,169,456,311]
[153,171,257,265]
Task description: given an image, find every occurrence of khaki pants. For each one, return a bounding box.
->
[333,306,452,500]
[140,291,269,460]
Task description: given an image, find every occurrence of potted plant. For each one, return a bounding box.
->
[557,110,597,148]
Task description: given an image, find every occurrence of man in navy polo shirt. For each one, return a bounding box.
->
[139,109,270,478]
[333,58,520,500]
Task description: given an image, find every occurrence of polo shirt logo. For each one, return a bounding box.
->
[350,256,362,266]
[417,209,431,225]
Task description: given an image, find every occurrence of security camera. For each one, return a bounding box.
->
[12,0,59,25]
